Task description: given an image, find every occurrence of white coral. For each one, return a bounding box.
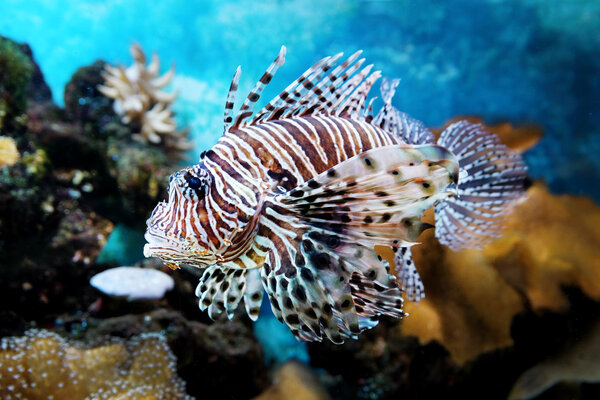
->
[98,43,191,152]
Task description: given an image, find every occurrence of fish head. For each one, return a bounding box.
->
[144,163,219,267]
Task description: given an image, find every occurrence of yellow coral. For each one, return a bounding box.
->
[394,183,600,364]
[253,361,330,400]
[0,330,192,400]
[98,43,192,152]
[0,136,19,167]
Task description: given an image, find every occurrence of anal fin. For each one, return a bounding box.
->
[394,247,425,302]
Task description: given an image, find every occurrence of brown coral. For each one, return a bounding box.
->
[98,43,192,152]
[394,183,600,364]
[0,136,19,167]
[0,330,193,399]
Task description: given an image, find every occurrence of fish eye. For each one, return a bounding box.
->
[186,174,203,190]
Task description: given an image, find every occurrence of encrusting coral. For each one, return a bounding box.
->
[0,136,19,167]
[98,43,192,153]
[373,118,600,365]
[0,329,193,399]
[395,182,600,364]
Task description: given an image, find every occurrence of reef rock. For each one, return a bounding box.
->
[82,308,269,399]
[509,321,600,400]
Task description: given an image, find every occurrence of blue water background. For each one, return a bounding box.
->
[2,0,599,364]
[2,0,599,200]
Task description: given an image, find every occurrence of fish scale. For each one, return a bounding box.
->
[144,47,528,343]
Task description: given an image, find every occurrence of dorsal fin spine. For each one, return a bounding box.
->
[331,64,374,114]
[231,46,286,131]
[294,51,362,116]
[310,55,365,115]
[223,66,242,133]
[250,56,330,125]
[282,54,343,119]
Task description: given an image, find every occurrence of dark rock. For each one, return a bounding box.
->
[17,41,52,103]
[64,60,116,132]
[81,308,269,399]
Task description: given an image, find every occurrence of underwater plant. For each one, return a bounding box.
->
[0,36,34,132]
[0,329,192,399]
[98,42,192,153]
[143,47,528,344]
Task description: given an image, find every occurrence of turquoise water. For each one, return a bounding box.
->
[2,0,599,199]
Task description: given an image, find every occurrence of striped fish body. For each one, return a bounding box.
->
[144,47,527,343]
[213,116,410,191]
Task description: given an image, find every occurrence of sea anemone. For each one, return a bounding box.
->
[98,43,192,152]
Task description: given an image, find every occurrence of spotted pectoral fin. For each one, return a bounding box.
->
[394,246,425,302]
[196,266,263,321]
[279,143,459,247]
[258,228,404,344]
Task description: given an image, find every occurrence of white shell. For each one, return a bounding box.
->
[90,266,174,300]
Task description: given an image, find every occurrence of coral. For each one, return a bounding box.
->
[0,136,19,167]
[253,361,330,400]
[98,43,191,153]
[0,329,193,400]
[0,36,34,132]
[90,266,174,300]
[397,183,600,364]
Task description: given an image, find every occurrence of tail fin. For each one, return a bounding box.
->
[435,121,528,250]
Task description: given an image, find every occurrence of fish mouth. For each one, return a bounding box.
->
[144,225,217,267]
[143,227,184,260]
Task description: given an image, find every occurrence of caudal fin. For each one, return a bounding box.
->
[434,121,528,251]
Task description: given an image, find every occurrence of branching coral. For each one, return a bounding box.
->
[0,330,193,399]
[98,43,191,152]
[0,136,19,167]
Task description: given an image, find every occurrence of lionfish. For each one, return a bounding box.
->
[144,47,527,343]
